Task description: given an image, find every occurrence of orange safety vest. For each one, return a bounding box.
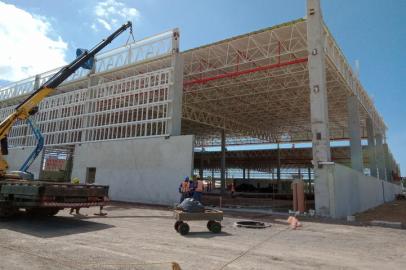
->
[195,180,204,192]
[181,181,190,193]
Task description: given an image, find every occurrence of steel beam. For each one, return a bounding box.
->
[220,129,226,193]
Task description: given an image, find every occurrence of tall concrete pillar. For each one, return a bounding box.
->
[81,74,98,142]
[33,74,41,90]
[347,95,363,172]
[375,133,387,181]
[383,143,392,181]
[307,0,332,217]
[307,0,331,165]
[199,154,204,179]
[168,29,183,136]
[220,129,226,193]
[366,117,377,177]
[277,143,281,192]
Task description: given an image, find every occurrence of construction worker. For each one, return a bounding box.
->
[231,180,236,198]
[70,177,81,215]
[193,175,204,202]
[179,177,190,203]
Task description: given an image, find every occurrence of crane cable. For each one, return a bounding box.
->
[125,24,135,45]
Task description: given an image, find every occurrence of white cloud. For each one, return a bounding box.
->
[92,0,140,31]
[0,1,67,81]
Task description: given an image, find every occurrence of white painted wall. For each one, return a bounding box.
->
[316,163,402,218]
[4,147,42,179]
[71,135,194,206]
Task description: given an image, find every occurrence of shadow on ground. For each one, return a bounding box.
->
[0,215,114,238]
[79,215,172,220]
[182,231,232,238]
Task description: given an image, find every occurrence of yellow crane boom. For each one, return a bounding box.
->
[0,21,133,177]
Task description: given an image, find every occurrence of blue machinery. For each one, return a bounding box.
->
[19,118,44,174]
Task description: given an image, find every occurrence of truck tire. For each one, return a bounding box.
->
[26,207,59,217]
[45,208,60,216]
[0,207,18,219]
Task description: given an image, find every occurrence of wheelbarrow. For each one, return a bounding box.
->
[173,209,223,235]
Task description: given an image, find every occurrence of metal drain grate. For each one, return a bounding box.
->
[234,220,271,229]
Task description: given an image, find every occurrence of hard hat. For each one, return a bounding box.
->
[184,176,189,180]
[72,177,80,184]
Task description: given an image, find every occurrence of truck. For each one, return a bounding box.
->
[0,22,133,218]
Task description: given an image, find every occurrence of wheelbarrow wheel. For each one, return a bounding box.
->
[209,221,222,233]
[178,222,190,235]
[207,220,215,230]
[174,221,183,232]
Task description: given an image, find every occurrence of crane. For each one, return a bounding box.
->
[0,21,133,179]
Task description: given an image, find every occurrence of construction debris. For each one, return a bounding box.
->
[287,216,302,230]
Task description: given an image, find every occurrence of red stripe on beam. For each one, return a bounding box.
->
[184,57,308,86]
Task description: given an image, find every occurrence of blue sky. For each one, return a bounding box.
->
[0,0,405,174]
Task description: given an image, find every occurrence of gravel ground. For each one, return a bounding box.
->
[355,200,406,225]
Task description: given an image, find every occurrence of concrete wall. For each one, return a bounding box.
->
[4,147,42,179]
[316,163,402,218]
[71,135,194,206]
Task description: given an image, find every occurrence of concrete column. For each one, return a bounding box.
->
[220,129,226,193]
[199,156,204,179]
[308,167,312,193]
[33,74,41,90]
[366,117,377,177]
[307,0,333,217]
[81,75,98,143]
[277,143,281,193]
[168,29,183,136]
[307,0,331,165]
[375,133,387,181]
[347,95,363,172]
[383,143,392,181]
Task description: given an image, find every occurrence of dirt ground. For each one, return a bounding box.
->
[355,199,406,224]
[0,203,406,270]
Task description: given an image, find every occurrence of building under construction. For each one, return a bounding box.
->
[0,0,401,218]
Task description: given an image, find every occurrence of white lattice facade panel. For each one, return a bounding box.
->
[0,30,175,102]
[0,68,173,148]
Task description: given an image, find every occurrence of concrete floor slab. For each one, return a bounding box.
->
[0,203,405,270]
